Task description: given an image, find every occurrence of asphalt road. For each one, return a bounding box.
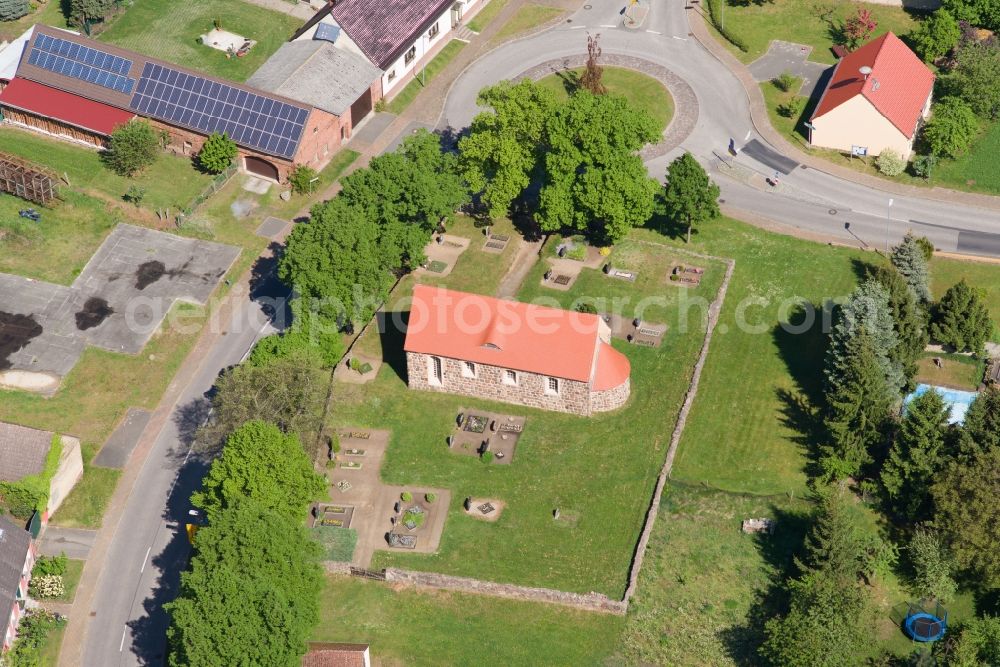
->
[440,0,1000,257]
[80,275,284,667]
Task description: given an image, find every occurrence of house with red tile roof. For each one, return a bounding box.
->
[403,285,631,416]
[809,32,934,158]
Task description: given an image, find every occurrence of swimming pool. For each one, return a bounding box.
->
[904,384,979,424]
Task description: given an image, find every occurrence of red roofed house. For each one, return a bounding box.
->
[404,285,631,416]
[809,32,934,158]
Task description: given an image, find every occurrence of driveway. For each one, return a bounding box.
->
[748,40,830,98]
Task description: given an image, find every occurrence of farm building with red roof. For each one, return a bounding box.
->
[404,285,631,416]
[809,32,934,158]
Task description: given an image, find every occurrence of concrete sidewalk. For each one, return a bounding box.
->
[38,527,97,560]
[687,8,1000,212]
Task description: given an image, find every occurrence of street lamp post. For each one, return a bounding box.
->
[885,198,894,254]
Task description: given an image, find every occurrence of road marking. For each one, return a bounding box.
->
[600,24,616,28]
[672,35,687,40]
[744,130,752,141]
[119,628,127,652]
[569,25,586,29]
[646,29,662,34]
[140,546,151,573]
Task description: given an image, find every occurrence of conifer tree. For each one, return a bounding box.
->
[959,384,1000,457]
[871,264,928,392]
[890,232,931,303]
[822,328,894,480]
[0,0,29,21]
[930,279,993,354]
[881,388,950,521]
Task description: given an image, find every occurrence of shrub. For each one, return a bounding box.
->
[123,184,145,207]
[706,0,748,51]
[575,302,598,314]
[773,70,798,92]
[911,154,938,180]
[777,96,805,119]
[329,433,341,455]
[29,574,65,599]
[198,132,238,174]
[401,491,413,502]
[0,0,30,21]
[289,164,319,195]
[32,554,67,578]
[598,246,611,256]
[482,451,494,463]
[425,492,437,503]
[106,120,159,177]
[876,149,906,176]
[923,97,979,159]
[916,236,935,261]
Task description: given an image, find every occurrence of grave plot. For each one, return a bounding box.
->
[600,313,668,349]
[462,496,506,522]
[666,262,706,287]
[483,231,510,254]
[602,263,638,282]
[312,503,356,529]
[333,352,381,385]
[386,490,447,551]
[419,234,470,277]
[447,409,526,464]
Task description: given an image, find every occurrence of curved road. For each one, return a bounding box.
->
[441,0,1000,257]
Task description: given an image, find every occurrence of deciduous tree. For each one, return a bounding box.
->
[909,9,961,63]
[942,0,1000,32]
[948,615,1000,666]
[946,41,1000,119]
[165,500,322,667]
[197,132,238,174]
[459,80,557,220]
[923,97,979,159]
[579,33,606,95]
[537,91,659,244]
[662,152,721,244]
[105,119,159,177]
[192,420,325,522]
[843,7,878,49]
[881,388,950,521]
[930,279,993,353]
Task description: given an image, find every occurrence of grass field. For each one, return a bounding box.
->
[915,352,984,390]
[715,0,920,64]
[934,120,1000,195]
[536,66,675,134]
[467,0,509,33]
[315,575,624,665]
[387,40,467,114]
[492,3,565,43]
[0,2,69,41]
[338,234,725,596]
[0,127,213,212]
[97,0,301,82]
[0,190,118,284]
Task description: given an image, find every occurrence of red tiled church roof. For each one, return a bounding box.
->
[811,32,935,139]
[0,76,134,135]
[405,285,630,386]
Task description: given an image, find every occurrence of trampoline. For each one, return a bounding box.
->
[904,602,948,642]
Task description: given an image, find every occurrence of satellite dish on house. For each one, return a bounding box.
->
[859,66,873,80]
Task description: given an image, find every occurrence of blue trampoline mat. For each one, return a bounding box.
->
[905,384,978,425]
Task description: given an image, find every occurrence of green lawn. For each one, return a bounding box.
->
[338,236,726,596]
[0,190,117,284]
[536,66,675,134]
[315,575,624,665]
[0,1,70,42]
[52,559,85,603]
[0,127,213,212]
[97,0,301,82]
[715,0,921,64]
[467,0,509,33]
[387,40,467,114]
[915,352,984,391]
[934,119,1000,195]
[37,622,66,667]
[617,483,811,665]
[492,3,566,43]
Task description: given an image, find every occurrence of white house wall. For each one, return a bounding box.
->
[810,94,916,158]
[382,0,480,95]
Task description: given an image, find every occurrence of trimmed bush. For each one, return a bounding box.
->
[106,120,160,177]
[773,71,798,93]
[425,492,437,503]
[575,302,598,314]
[401,491,413,502]
[32,554,67,578]
[876,149,906,177]
[198,132,238,174]
[29,574,65,599]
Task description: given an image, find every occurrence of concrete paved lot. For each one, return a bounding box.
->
[0,224,240,387]
[748,40,829,98]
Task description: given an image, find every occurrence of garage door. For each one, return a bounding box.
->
[350,89,373,127]
[244,155,279,181]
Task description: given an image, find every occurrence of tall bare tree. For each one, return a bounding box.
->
[579,33,607,95]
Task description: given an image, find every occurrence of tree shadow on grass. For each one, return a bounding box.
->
[717,503,813,665]
[374,309,409,382]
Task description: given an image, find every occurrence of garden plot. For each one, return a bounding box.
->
[448,409,526,464]
[0,223,239,394]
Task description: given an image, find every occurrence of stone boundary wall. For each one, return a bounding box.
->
[515,54,699,159]
[383,568,627,615]
[621,244,736,607]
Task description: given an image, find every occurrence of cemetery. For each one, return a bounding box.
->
[448,409,527,463]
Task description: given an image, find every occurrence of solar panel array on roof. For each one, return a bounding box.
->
[313,22,342,43]
[129,62,308,159]
[28,33,135,94]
